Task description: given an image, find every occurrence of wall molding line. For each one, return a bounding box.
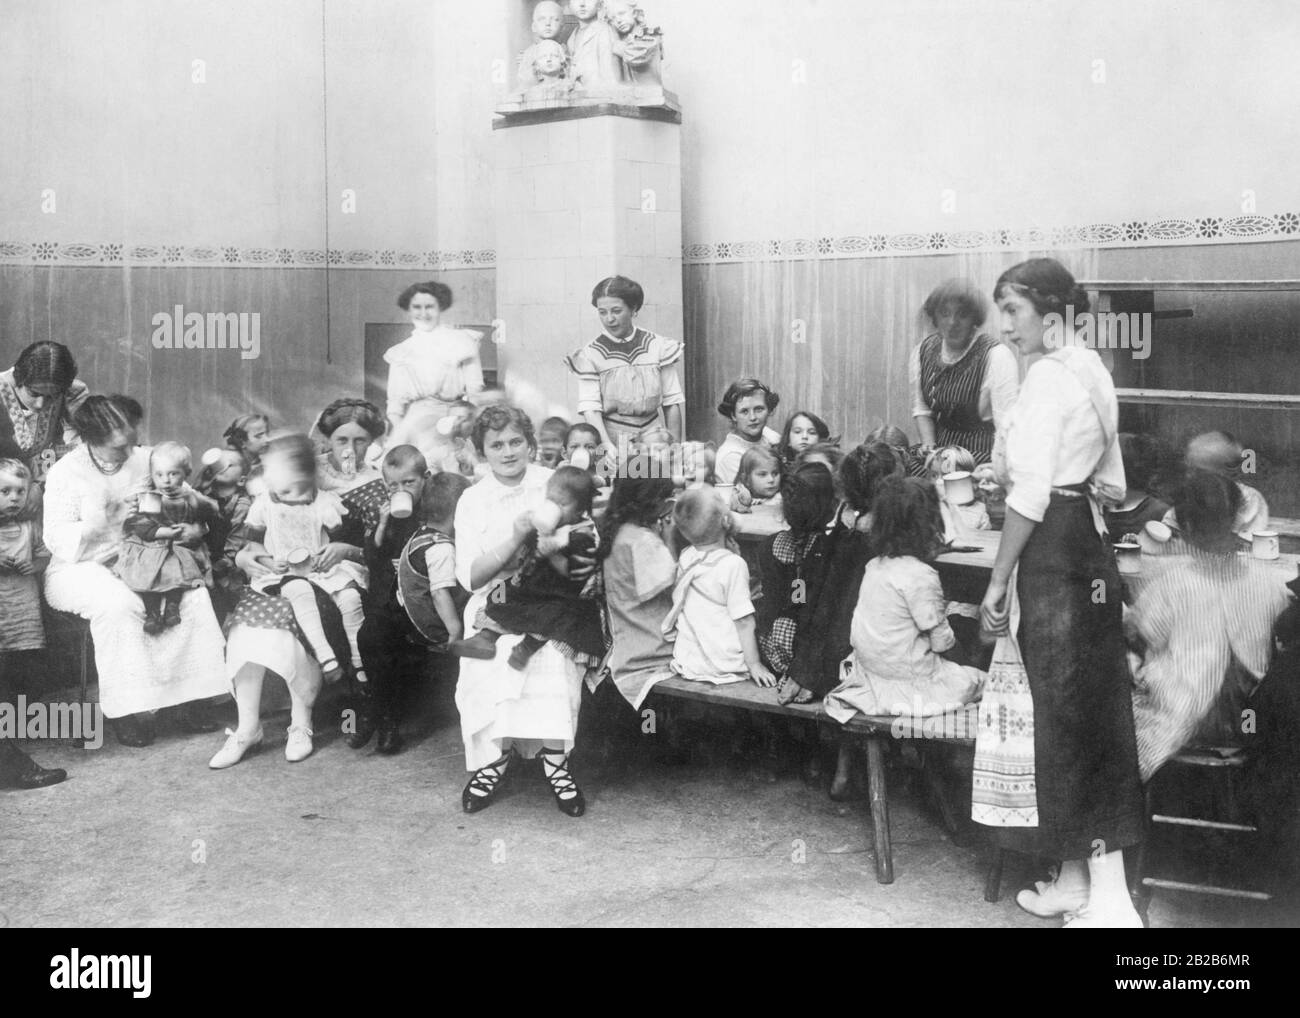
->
[0,242,497,270]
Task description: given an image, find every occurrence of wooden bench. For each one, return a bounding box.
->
[648,675,977,884]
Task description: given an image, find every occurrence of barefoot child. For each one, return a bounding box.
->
[113,442,217,634]
[663,487,776,687]
[451,466,604,672]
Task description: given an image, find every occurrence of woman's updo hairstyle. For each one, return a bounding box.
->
[13,341,79,392]
[591,275,645,313]
[470,404,536,457]
[716,377,780,419]
[72,394,144,446]
[397,280,453,312]
[993,257,1090,317]
[316,398,386,439]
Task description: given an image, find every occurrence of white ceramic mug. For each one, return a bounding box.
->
[138,490,162,515]
[287,547,312,575]
[1138,519,1172,554]
[389,490,414,519]
[942,471,975,506]
[1252,530,1279,561]
[1114,542,1141,575]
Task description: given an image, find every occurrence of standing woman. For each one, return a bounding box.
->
[979,258,1144,928]
[0,341,88,485]
[384,281,485,457]
[43,395,227,745]
[910,279,1019,463]
[453,406,589,817]
[564,276,685,457]
[714,378,780,488]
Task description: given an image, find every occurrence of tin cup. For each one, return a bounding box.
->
[942,471,975,506]
[1252,530,1279,561]
[1138,519,1172,554]
[1114,541,1142,575]
[286,548,312,575]
[138,490,162,515]
[389,490,414,519]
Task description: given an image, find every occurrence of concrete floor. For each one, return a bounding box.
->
[2,679,1294,928]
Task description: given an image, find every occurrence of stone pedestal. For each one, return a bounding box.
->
[493,106,683,420]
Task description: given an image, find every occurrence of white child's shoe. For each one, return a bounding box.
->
[208,726,264,769]
[285,725,314,763]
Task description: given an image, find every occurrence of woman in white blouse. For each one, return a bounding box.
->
[909,278,1019,463]
[978,258,1145,928]
[452,405,591,817]
[384,281,485,458]
[43,395,227,746]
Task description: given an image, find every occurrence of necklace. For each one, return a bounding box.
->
[88,446,126,475]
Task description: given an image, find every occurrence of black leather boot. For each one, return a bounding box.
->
[345,682,376,749]
[113,712,156,748]
[0,740,68,790]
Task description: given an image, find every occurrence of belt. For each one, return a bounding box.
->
[1050,486,1086,498]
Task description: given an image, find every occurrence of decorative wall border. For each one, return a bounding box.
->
[681,212,1300,264]
[3,212,1298,268]
[0,242,497,270]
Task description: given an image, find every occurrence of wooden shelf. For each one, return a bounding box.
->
[1116,388,1300,410]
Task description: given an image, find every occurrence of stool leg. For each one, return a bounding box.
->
[984,849,1005,903]
[865,734,894,884]
[77,628,90,750]
[1129,780,1156,903]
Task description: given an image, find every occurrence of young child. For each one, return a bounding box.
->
[538,416,570,469]
[1161,430,1266,543]
[352,448,468,754]
[452,466,605,671]
[196,447,252,616]
[0,458,64,790]
[825,475,985,798]
[662,487,776,686]
[242,433,368,684]
[1106,432,1171,540]
[730,445,788,602]
[777,410,831,467]
[224,413,270,491]
[925,444,990,534]
[113,442,217,634]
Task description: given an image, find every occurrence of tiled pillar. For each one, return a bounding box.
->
[493,106,683,421]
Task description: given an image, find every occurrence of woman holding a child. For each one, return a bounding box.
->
[452,405,589,818]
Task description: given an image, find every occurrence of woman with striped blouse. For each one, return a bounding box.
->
[910,278,1019,463]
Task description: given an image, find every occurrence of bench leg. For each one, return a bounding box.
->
[865,734,894,884]
[77,628,91,750]
[984,849,1005,903]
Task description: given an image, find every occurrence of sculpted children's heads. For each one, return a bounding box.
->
[606,1,641,34]
[570,0,600,22]
[533,40,568,78]
[532,1,563,38]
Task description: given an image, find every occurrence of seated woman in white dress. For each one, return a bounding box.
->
[452,406,591,818]
[42,395,227,746]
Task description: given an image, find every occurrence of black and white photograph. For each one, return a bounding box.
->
[1,0,1298,950]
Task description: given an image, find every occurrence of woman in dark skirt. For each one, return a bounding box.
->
[979,258,1145,928]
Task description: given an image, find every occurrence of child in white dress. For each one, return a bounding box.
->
[242,434,368,686]
[662,487,776,687]
[826,475,985,723]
